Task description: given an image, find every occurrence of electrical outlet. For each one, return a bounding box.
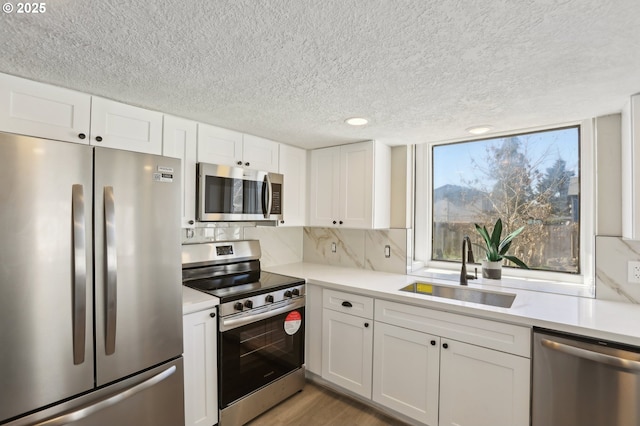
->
[628,261,640,283]
[331,242,337,253]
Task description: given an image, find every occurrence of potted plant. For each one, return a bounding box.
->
[474,218,529,279]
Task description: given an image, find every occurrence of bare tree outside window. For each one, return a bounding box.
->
[432,126,580,273]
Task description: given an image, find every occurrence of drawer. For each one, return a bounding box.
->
[375,299,531,357]
[323,289,374,319]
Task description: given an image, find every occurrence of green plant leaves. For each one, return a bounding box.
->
[474,219,529,268]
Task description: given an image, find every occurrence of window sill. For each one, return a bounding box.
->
[409,265,595,298]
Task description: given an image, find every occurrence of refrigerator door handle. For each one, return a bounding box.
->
[104,186,118,355]
[34,365,178,425]
[263,173,272,218]
[71,184,87,365]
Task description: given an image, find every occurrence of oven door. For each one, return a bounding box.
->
[197,163,282,221]
[218,301,305,408]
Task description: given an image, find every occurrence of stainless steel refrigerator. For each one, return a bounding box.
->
[0,132,185,425]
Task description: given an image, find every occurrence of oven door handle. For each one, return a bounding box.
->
[220,298,305,332]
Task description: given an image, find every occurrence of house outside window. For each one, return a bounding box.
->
[413,121,593,289]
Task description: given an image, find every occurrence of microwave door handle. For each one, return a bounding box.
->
[104,186,117,355]
[263,174,273,218]
[71,184,87,365]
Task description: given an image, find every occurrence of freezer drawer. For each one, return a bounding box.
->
[533,329,640,426]
[5,357,185,426]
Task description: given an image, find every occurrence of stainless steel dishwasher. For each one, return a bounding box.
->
[533,329,640,426]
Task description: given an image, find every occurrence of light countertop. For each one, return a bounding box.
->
[182,286,219,315]
[266,262,640,347]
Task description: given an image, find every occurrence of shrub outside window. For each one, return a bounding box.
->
[431,126,580,274]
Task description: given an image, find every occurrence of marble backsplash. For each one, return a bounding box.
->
[303,227,410,274]
[181,224,304,268]
[182,225,410,274]
[595,235,640,303]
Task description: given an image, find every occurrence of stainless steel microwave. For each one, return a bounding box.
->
[197,163,283,222]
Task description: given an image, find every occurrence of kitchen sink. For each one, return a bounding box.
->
[400,282,516,308]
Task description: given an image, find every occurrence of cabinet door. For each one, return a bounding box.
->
[243,134,279,172]
[197,123,243,166]
[278,144,307,226]
[163,116,197,228]
[0,73,91,143]
[309,147,341,227]
[339,141,374,228]
[321,308,373,398]
[372,323,440,425]
[439,340,530,426]
[90,97,163,154]
[183,309,218,426]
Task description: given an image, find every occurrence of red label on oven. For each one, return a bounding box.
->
[284,310,302,335]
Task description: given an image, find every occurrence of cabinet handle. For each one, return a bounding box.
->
[364,322,369,328]
[443,343,449,349]
[339,220,343,225]
[95,136,103,142]
[280,220,285,224]
[245,162,250,167]
[431,340,436,346]
[341,301,353,308]
[332,220,337,225]
[209,312,216,318]
[188,220,194,225]
[237,161,243,166]
[78,133,86,140]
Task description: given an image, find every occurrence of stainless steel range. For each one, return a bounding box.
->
[182,240,305,426]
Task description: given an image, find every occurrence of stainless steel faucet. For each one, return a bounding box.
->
[460,236,476,285]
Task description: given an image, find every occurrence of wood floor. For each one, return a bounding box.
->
[246,381,409,426]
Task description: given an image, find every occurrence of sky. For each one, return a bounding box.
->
[432,127,580,190]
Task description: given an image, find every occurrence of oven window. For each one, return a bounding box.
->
[219,307,305,407]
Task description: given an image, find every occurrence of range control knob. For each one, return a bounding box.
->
[265,295,275,303]
[292,288,300,297]
[244,300,254,309]
[233,302,243,311]
[284,290,293,298]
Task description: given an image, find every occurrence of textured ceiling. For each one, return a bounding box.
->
[1,1,639,149]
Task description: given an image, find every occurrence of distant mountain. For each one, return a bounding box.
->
[434,184,485,206]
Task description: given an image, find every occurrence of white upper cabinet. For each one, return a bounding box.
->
[309,140,390,229]
[197,123,243,166]
[163,115,197,228]
[622,93,640,239]
[197,124,279,173]
[242,134,279,173]
[0,73,91,143]
[89,97,163,155]
[278,144,307,226]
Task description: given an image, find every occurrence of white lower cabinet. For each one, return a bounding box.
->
[183,308,218,426]
[321,290,374,399]
[372,322,440,425]
[438,339,530,426]
[373,299,531,426]
[322,308,373,399]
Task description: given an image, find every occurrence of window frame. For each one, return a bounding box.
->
[413,119,594,289]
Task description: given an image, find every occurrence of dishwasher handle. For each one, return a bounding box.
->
[541,338,640,372]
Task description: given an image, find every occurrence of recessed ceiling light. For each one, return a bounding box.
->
[466,125,493,135]
[345,117,368,126]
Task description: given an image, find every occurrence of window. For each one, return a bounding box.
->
[414,123,593,286]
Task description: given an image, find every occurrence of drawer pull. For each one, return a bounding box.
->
[341,301,353,308]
